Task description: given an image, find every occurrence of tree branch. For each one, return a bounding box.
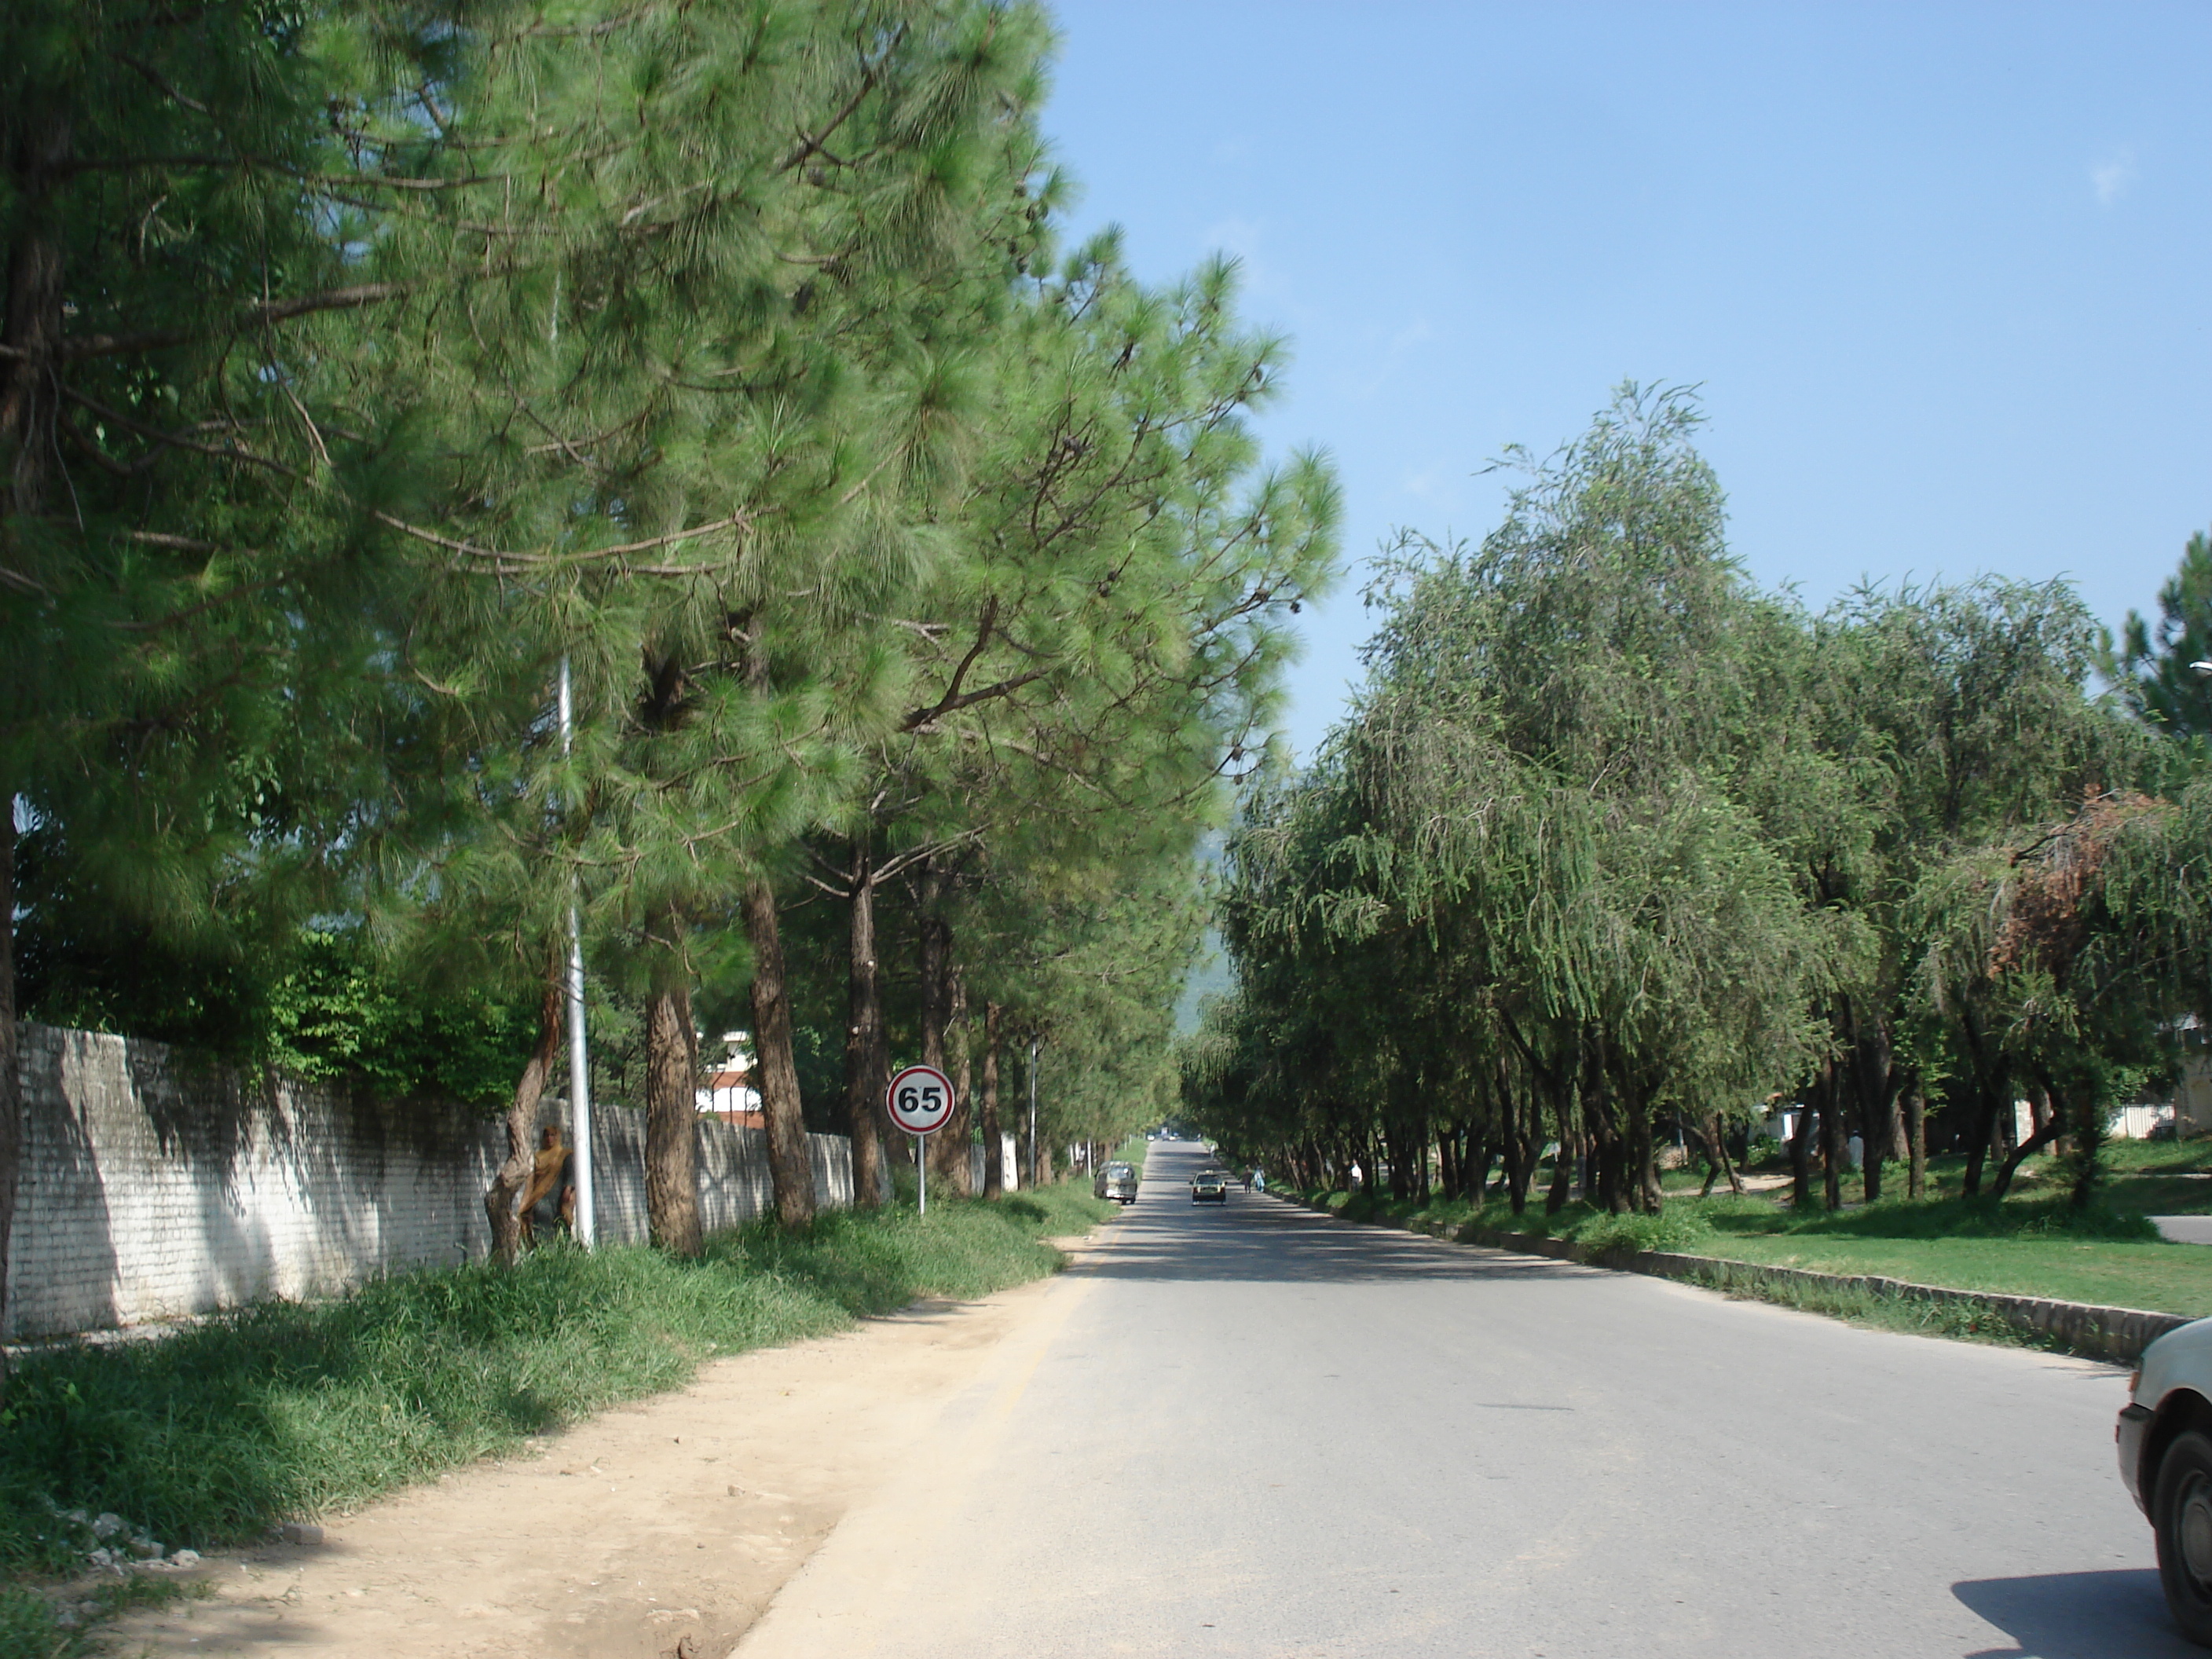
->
[368,510,752,573]
[899,668,1052,731]
[37,282,409,362]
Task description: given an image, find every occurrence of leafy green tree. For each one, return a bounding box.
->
[1919,792,2180,1207]
[1317,388,1821,1213]
[1833,578,2149,1196]
[1193,385,2175,1229]
[2107,529,2212,745]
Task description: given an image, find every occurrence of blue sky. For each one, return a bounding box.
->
[1040,2,2212,760]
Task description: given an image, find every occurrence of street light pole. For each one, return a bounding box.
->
[558,657,595,1247]
[1027,1037,1039,1191]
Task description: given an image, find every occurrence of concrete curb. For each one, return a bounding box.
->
[1283,1196,2194,1363]
[1465,1226,2192,1364]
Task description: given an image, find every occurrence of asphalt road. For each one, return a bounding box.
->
[736,1139,2192,1659]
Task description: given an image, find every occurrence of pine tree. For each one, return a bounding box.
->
[323,2,1061,1247]
[811,242,1338,1199]
[2108,529,2212,745]
[1,1,412,1335]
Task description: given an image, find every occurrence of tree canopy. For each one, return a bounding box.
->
[2,0,1336,1325]
[1188,386,2203,1218]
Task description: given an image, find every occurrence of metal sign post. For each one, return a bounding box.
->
[886,1063,956,1215]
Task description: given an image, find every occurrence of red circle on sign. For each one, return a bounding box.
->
[886,1064,956,1135]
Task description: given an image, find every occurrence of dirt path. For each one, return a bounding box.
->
[108,1252,1094,1659]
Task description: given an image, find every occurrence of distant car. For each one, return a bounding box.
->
[2118,1316,2212,1644]
[1190,1166,1229,1204]
[1093,1162,1138,1204]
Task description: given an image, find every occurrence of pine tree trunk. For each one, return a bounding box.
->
[742,877,817,1229]
[843,844,889,1208]
[644,972,703,1258]
[2,108,68,518]
[931,972,973,1193]
[919,888,950,1073]
[485,959,564,1266]
[980,1001,1004,1198]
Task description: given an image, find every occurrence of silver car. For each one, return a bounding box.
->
[1093,1162,1138,1204]
[2118,1315,2212,1645]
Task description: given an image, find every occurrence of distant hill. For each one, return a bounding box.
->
[1174,930,1234,1035]
[1175,833,1233,1035]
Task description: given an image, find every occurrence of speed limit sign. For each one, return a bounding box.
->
[887,1064,956,1137]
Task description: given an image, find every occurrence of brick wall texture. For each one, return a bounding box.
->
[8,1024,853,1339]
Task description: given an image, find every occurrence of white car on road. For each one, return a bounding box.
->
[2119,1317,2212,1645]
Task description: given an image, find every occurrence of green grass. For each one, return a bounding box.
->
[0,1185,1112,1658]
[1686,1226,2212,1317]
[1668,1135,2212,1212]
[1113,1135,1150,1177]
[1664,1265,2089,1351]
[2094,1137,2212,1215]
[0,1569,200,1659]
[1285,1174,2212,1319]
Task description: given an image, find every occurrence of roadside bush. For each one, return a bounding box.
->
[1574,1208,1716,1257]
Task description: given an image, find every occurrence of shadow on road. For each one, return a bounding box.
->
[1952,1569,2195,1658]
[1086,1187,1587,1286]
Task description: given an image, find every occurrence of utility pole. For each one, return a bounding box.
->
[558,657,595,1247]
[1027,1036,1039,1190]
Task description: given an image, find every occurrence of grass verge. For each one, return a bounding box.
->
[1113,1135,1150,1177]
[0,1182,1114,1657]
[1664,1263,2082,1353]
[1282,1179,2210,1320]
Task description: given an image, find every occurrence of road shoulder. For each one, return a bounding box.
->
[105,1247,1105,1659]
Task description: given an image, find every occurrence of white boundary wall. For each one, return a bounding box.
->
[8,1024,851,1339]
